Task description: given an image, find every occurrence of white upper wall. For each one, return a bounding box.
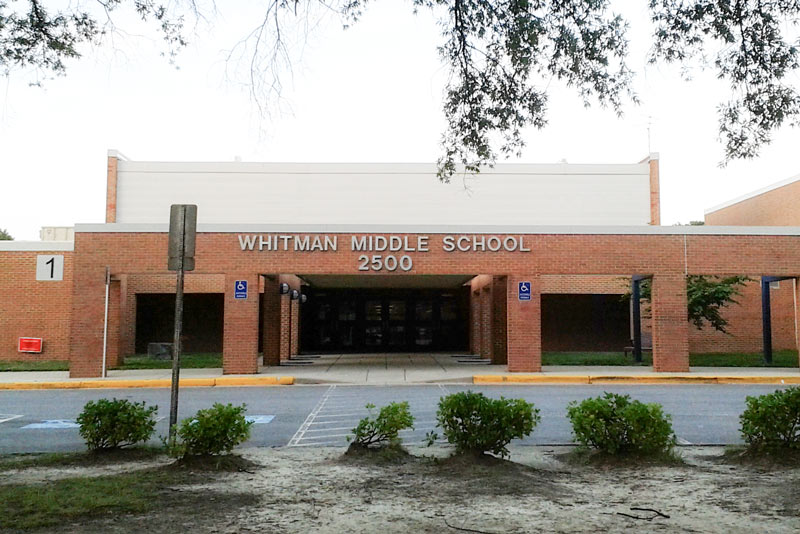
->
[114,160,654,226]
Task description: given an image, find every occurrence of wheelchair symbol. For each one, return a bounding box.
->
[234,280,248,299]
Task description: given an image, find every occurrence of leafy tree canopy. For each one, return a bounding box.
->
[3,1,800,179]
[637,275,751,333]
[0,228,13,240]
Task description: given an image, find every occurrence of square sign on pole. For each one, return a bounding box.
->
[234,280,248,299]
[167,204,197,444]
[518,281,531,301]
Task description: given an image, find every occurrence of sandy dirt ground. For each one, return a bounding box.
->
[6,445,800,534]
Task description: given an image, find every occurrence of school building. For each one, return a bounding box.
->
[1,151,799,378]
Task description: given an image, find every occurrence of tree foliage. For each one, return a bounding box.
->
[638,275,751,333]
[4,1,800,178]
[0,228,12,240]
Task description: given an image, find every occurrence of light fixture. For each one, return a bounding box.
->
[290,289,300,300]
[279,283,290,294]
[300,294,307,304]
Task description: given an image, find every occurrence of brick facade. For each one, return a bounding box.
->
[58,230,800,377]
[0,250,73,361]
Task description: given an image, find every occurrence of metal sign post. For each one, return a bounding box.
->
[167,205,197,443]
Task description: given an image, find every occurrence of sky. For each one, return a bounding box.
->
[2,1,800,240]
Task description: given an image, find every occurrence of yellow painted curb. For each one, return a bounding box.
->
[214,376,294,386]
[0,376,294,390]
[473,375,800,385]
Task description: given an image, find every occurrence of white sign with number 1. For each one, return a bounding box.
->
[36,255,64,281]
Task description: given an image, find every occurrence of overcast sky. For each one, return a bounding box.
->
[2,2,800,240]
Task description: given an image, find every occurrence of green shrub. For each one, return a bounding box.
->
[740,387,800,451]
[172,403,253,457]
[436,391,539,458]
[77,398,158,451]
[349,402,415,448]
[566,393,676,455]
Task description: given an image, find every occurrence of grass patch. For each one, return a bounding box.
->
[0,360,68,372]
[561,447,685,467]
[113,353,222,370]
[0,453,260,530]
[543,350,799,367]
[721,445,800,467]
[0,467,177,530]
[0,448,164,472]
[543,352,650,366]
[690,350,798,367]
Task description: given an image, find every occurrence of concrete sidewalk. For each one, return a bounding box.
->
[0,352,798,388]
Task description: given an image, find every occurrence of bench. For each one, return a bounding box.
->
[623,332,652,357]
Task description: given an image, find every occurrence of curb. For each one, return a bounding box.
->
[473,375,800,385]
[0,376,294,390]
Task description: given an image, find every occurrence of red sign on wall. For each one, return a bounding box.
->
[18,338,43,353]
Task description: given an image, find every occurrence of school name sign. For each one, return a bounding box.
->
[238,234,531,272]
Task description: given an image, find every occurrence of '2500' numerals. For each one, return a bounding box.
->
[357,255,413,272]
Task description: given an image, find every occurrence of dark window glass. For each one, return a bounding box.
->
[388,326,405,346]
[366,300,382,321]
[441,298,458,321]
[339,325,354,346]
[415,326,433,346]
[339,301,356,321]
[415,301,433,321]
[388,300,406,321]
[317,303,332,321]
[365,326,383,346]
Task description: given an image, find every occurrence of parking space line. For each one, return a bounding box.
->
[288,385,335,447]
[0,415,23,424]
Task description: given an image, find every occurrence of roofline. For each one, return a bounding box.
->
[0,241,74,251]
[705,173,800,215]
[73,223,800,236]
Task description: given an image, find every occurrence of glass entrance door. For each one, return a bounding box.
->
[301,288,468,353]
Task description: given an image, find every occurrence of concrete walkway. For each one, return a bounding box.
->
[0,352,799,388]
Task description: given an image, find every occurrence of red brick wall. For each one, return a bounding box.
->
[705,180,800,226]
[106,155,118,223]
[649,157,660,225]
[0,251,73,362]
[687,279,796,353]
[541,275,629,294]
[66,231,800,376]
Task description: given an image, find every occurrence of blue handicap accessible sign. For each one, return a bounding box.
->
[518,281,531,301]
[245,415,275,424]
[23,420,80,429]
[234,280,248,299]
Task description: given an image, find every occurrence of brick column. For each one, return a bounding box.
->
[491,276,507,364]
[291,297,300,356]
[470,290,481,354]
[69,264,106,378]
[106,154,118,223]
[106,279,122,368]
[506,275,541,372]
[261,277,281,366]
[117,274,136,358]
[280,295,291,361]
[651,273,689,372]
[794,278,800,368]
[480,287,492,359]
[223,274,260,374]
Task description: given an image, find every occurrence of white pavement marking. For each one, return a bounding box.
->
[0,414,23,424]
[246,415,275,424]
[22,420,80,429]
[288,385,336,447]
